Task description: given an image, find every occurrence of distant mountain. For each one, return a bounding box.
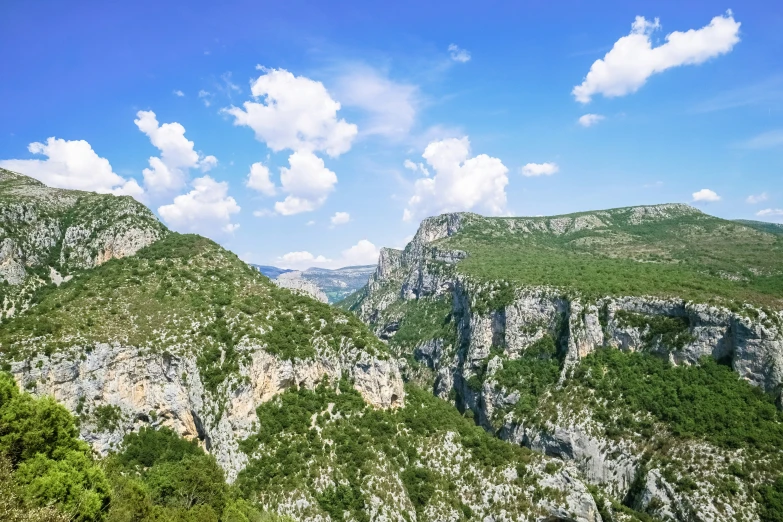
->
[734,219,783,235]
[252,264,376,303]
[250,264,294,278]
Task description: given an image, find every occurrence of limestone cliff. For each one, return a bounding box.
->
[351,205,783,522]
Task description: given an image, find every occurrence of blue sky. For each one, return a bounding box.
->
[1,0,781,269]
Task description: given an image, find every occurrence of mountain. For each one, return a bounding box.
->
[250,264,295,278]
[0,170,604,522]
[345,204,783,521]
[0,167,166,321]
[253,264,376,303]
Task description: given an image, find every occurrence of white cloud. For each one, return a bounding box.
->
[330,211,350,226]
[277,239,380,269]
[0,137,144,200]
[521,162,559,177]
[692,188,721,202]
[403,159,430,177]
[173,90,185,97]
[274,150,337,215]
[448,44,471,63]
[252,209,274,217]
[306,220,316,226]
[403,137,508,221]
[198,90,212,107]
[277,251,331,269]
[340,239,380,266]
[246,162,276,196]
[746,192,768,204]
[333,66,418,139]
[224,68,357,157]
[199,155,218,172]
[578,113,605,127]
[756,208,783,217]
[158,176,240,235]
[135,110,216,193]
[573,12,740,103]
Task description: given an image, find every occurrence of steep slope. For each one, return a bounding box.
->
[348,204,783,522]
[0,167,166,320]
[1,172,604,521]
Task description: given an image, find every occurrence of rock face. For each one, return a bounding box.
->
[11,341,404,482]
[354,207,783,522]
[0,168,166,318]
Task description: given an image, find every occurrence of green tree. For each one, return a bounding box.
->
[0,373,110,521]
[145,453,228,513]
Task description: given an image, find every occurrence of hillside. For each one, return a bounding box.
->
[348,204,783,522]
[0,171,604,522]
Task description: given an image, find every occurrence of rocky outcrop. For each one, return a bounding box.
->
[11,341,404,482]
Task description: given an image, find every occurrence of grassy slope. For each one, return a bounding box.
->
[439,205,783,308]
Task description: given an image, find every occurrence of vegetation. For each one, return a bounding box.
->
[573,349,783,451]
[236,379,553,519]
[0,372,110,521]
[757,475,783,522]
[614,311,696,351]
[387,297,456,351]
[492,335,562,420]
[440,206,783,308]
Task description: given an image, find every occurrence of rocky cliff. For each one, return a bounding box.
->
[350,205,783,522]
[1,172,606,522]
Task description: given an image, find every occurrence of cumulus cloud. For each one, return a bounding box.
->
[135,110,217,193]
[333,66,418,139]
[330,211,351,226]
[448,44,471,63]
[224,68,357,157]
[158,176,240,235]
[198,90,212,107]
[277,239,380,270]
[521,162,559,177]
[246,162,276,196]
[277,250,331,269]
[573,12,740,103]
[403,137,508,221]
[173,90,185,97]
[746,192,768,204]
[274,150,338,215]
[692,188,721,202]
[578,114,605,127]
[756,208,783,217]
[0,137,144,200]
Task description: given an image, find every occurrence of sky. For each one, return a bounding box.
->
[1,0,782,269]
